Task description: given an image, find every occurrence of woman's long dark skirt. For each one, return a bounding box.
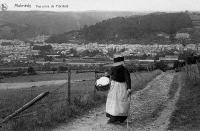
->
[106,113,127,123]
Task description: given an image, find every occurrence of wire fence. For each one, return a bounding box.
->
[184,62,200,81]
[0,64,159,127]
[0,68,105,125]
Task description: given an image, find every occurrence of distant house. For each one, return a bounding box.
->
[178,28,194,33]
[175,33,190,39]
[159,55,179,61]
[157,33,170,39]
[138,59,155,62]
[19,56,28,61]
[2,57,11,63]
[33,35,49,42]
[159,55,179,68]
[186,44,196,50]
[46,55,60,58]
[31,50,40,56]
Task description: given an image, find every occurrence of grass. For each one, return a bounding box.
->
[130,70,162,92]
[168,70,200,130]
[0,70,161,131]
[1,86,106,131]
[1,71,94,83]
[148,73,179,124]
[168,73,179,100]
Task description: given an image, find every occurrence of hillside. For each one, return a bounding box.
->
[80,12,192,42]
[46,12,193,43]
[189,12,200,29]
[0,21,39,40]
[188,12,200,43]
[0,11,143,40]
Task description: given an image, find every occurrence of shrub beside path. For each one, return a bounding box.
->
[53,72,181,131]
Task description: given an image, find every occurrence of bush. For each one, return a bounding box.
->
[16,68,26,76]
[51,67,57,73]
[57,66,68,73]
[42,64,51,71]
[27,66,37,75]
[155,61,168,71]
[0,75,3,83]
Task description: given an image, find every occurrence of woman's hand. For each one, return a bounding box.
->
[127,89,132,97]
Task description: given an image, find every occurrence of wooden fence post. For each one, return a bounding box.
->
[197,61,200,78]
[185,63,189,78]
[94,71,97,96]
[68,66,71,105]
[147,65,149,72]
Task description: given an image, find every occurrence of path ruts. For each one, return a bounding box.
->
[54,72,179,131]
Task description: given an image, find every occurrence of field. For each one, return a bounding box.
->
[1,71,94,83]
[0,70,161,131]
[168,64,200,130]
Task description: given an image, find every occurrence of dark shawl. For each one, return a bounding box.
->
[110,65,131,89]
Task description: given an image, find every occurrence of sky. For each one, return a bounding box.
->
[1,0,200,12]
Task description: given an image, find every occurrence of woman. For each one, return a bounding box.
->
[106,55,131,123]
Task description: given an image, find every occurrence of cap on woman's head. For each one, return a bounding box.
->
[103,54,125,67]
[112,54,124,66]
[114,54,124,63]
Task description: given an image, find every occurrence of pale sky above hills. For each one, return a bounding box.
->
[1,0,200,12]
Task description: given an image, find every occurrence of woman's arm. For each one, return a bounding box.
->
[125,68,132,96]
[124,68,131,90]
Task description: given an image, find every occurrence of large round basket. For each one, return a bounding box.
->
[95,76,110,91]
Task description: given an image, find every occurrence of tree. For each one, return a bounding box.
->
[155,61,168,71]
[44,56,53,62]
[27,66,36,75]
[191,30,200,43]
[80,49,100,57]
[58,66,68,73]
[51,67,57,73]
[42,63,51,71]
[45,34,69,43]
[0,75,3,83]
[69,48,78,57]
[33,45,53,56]
[16,68,26,76]
[80,12,192,42]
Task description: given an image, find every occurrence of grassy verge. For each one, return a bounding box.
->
[168,72,200,131]
[0,81,106,131]
[168,73,179,100]
[0,70,161,131]
[1,90,107,131]
[131,70,162,92]
[148,73,179,123]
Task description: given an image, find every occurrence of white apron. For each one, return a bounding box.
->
[106,80,130,116]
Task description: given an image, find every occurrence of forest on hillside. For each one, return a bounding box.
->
[45,12,193,44]
[0,11,138,40]
[80,12,192,42]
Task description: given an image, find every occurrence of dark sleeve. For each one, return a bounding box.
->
[105,68,112,78]
[124,68,131,89]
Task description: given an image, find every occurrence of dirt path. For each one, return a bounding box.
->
[53,72,180,131]
[141,73,182,131]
